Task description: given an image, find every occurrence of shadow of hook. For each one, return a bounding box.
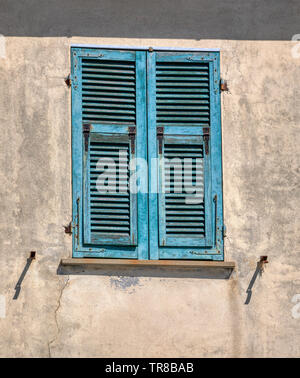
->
[245,256,268,305]
[13,252,36,300]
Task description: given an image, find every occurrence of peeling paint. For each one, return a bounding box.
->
[110,276,141,291]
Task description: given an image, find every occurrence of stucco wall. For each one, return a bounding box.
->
[0,2,300,358]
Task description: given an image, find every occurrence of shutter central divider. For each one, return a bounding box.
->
[128,126,136,154]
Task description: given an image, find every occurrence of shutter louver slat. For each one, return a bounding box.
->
[82,59,136,124]
[156,62,210,127]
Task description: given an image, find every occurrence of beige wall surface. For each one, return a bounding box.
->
[0,2,300,358]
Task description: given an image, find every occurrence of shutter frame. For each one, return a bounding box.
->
[71,47,223,260]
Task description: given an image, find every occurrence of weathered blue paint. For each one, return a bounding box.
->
[209,55,224,258]
[147,51,159,260]
[135,51,149,259]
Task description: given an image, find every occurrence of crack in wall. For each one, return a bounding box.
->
[48,276,70,357]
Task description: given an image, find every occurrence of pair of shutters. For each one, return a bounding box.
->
[71,48,223,260]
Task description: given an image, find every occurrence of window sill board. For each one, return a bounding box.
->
[60,258,235,269]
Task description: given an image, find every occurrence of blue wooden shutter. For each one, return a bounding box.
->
[72,48,148,259]
[147,51,223,260]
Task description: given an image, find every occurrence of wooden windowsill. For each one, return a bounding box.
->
[60,258,235,269]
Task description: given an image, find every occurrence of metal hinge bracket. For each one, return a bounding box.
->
[203,127,210,154]
[220,79,229,92]
[83,124,91,152]
[65,74,71,88]
[128,126,136,154]
[64,221,72,235]
[223,224,227,239]
[157,127,164,154]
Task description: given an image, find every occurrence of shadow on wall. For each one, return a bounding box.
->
[13,252,36,300]
[244,262,262,305]
[0,0,299,40]
[244,257,268,305]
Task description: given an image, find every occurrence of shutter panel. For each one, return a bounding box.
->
[72,48,148,258]
[159,135,207,246]
[148,51,222,260]
[158,134,212,248]
[82,58,136,124]
[84,132,137,246]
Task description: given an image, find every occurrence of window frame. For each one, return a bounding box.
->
[71,46,224,261]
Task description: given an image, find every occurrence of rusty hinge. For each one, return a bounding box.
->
[220,79,229,92]
[65,74,71,88]
[64,221,72,235]
[128,126,136,154]
[223,224,227,239]
[157,126,164,154]
[83,124,91,152]
[203,127,210,154]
